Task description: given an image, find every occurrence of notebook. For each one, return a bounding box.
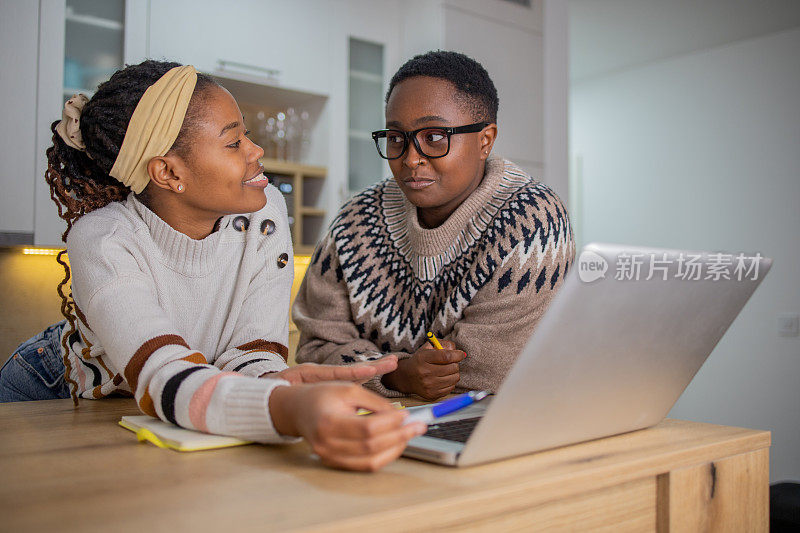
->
[119,415,251,452]
[120,402,405,452]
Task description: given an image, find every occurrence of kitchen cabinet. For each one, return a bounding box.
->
[1,0,567,249]
[147,0,334,96]
[0,0,148,247]
[0,0,39,244]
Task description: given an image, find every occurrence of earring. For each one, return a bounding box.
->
[177,184,184,192]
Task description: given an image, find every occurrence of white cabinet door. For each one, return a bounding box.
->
[148,0,333,94]
[0,0,40,242]
[33,0,66,247]
[444,5,544,176]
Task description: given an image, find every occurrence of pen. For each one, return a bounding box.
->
[404,390,490,426]
[426,331,444,350]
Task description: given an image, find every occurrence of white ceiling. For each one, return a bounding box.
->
[569,0,800,82]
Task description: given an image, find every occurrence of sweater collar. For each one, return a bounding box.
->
[128,194,224,276]
[403,155,508,255]
[379,155,533,281]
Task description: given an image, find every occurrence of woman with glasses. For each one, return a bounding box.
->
[293,51,575,400]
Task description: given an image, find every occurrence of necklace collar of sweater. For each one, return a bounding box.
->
[128,193,226,276]
[380,155,532,281]
[402,155,505,255]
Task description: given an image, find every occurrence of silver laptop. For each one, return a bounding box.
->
[403,243,771,466]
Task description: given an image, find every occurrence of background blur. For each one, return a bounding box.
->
[0,0,797,481]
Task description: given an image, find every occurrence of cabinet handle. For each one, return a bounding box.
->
[216,59,280,80]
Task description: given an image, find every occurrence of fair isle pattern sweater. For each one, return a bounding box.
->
[293,156,575,396]
[62,186,296,443]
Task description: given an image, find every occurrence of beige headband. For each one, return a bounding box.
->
[109,65,198,194]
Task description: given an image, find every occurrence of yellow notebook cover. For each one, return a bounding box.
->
[121,402,405,451]
[119,415,252,452]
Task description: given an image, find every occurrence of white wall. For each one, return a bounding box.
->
[571,28,800,480]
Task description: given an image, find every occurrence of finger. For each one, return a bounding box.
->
[298,365,344,383]
[287,362,385,384]
[330,364,379,382]
[343,384,403,414]
[423,362,461,377]
[283,364,363,384]
[318,425,426,472]
[320,441,407,472]
[270,368,300,385]
[440,340,457,350]
[334,409,409,440]
[428,373,460,389]
[359,355,398,376]
[422,349,466,365]
[427,385,457,400]
[318,422,426,458]
[312,355,399,383]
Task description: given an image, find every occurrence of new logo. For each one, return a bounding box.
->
[578,250,608,283]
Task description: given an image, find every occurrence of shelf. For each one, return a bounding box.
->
[258,158,327,252]
[213,71,328,108]
[260,158,326,178]
[65,11,123,31]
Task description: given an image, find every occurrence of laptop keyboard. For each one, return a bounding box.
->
[423,417,481,443]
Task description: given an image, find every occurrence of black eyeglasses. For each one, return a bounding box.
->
[371,122,490,160]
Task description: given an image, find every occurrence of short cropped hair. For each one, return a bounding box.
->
[386,50,499,123]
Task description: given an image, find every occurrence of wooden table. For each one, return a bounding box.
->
[0,398,769,532]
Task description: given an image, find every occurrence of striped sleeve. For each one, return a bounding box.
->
[213,339,289,377]
[79,276,297,444]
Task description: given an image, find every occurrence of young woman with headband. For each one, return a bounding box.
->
[0,60,427,471]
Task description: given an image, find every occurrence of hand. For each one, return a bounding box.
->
[269,355,398,385]
[381,341,466,400]
[269,383,427,471]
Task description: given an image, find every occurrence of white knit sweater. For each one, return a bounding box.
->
[62,185,296,443]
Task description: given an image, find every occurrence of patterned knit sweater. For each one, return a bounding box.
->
[62,185,296,443]
[293,156,575,396]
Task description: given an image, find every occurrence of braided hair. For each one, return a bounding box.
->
[45,59,217,402]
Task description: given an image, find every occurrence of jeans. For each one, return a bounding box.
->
[0,320,70,402]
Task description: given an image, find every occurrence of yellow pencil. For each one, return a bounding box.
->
[427,331,444,350]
